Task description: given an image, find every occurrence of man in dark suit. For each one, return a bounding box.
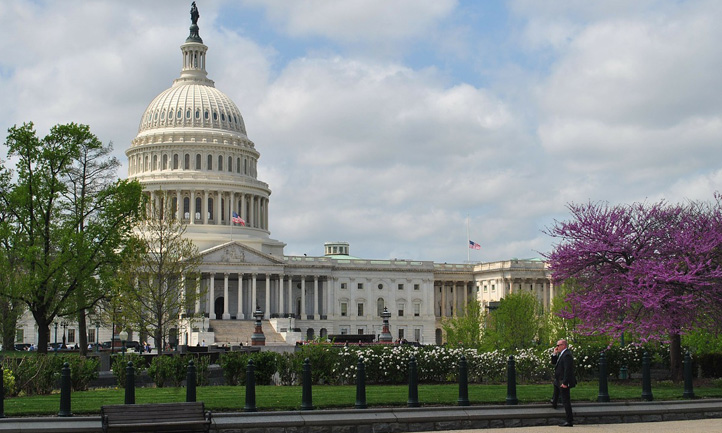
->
[551,339,576,427]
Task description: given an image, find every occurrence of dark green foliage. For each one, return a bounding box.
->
[64,355,99,391]
[110,354,147,388]
[192,355,211,386]
[219,351,281,386]
[147,355,184,388]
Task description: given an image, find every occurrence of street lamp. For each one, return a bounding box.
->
[119,330,128,356]
[94,321,101,352]
[54,321,59,346]
[61,321,68,348]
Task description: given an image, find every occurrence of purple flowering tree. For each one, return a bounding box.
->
[545,195,722,379]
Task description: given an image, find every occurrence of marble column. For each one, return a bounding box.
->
[237,273,244,319]
[209,273,215,320]
[223,273,230,319]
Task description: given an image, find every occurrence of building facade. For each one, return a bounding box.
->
[12,7,551,350]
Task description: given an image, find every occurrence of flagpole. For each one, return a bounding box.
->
[467,215,470,263]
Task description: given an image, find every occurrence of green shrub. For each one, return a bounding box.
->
[277,352,300,385]
[2,367,15,397]
[111,354,147,388]
[3,355,61,396]
[218,352,246,386]
[191,355,211,386]
[148,355,176,388]
[250,351,280,385]
[62,355,99,391]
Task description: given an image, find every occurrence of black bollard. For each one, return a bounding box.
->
[683,351,695,399]
[245,359,257,412]
[641,352,653,401]
[301,358,314,410]
[58,362,72,417]
[407,356,420,407]
[597,352,610,402]
[1,363,5,418]
[458,356,470,406]
[186,359,197,403]
[355,358,367,409]
[506,355,518,405]
[125,361,136,404]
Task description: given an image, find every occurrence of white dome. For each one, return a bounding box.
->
[138,83,247,136]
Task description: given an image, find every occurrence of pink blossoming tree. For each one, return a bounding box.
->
[545,195,722,379]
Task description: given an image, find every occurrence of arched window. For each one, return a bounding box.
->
[221,198,225,222]
[171,197,178,219]
[218,155,223,171]
[186,109,191,119]
[183,197,190,219]
[228,156,232,172]
[152,155,158,171]
[207,198,214,220]
[195,197,202,221]
[177,109,182,119]
[173,154,179,170]
[184,154,190,170]
[162,154,168,170]
[195,109,200,119]
[244,159,247,174]
[213,111,218,121]
[236,158,240,173]
[195,154,201,169]
[207,155,212,170]
[204,110,209,120]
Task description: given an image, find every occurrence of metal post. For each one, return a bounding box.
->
[407,356,419,407]
[458,356,470,406]
[0,363,4,418]
[683,351,695,399]
[58,362,72,417]
[244,359,257,412]
[506,355,518,405]
[597,352,610,402]
[301,358,314,410]
[355,358,367,409]
[641,352,653,401]
[186,360,197,402]
[125,361,136,404]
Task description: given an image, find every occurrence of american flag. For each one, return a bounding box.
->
[232,212,246,226]
[469,240,481,250]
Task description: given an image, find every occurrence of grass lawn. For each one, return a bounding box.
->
[3,381,722,416]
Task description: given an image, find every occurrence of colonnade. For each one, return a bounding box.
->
[193,273,330,321]
[147,189,268,230]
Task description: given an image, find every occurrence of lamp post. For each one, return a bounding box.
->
[53,322,59,346]
[61,321,68,348]
[119,330,128,356]
[94,321,100,352]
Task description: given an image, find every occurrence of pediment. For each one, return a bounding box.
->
[199,241,282,265]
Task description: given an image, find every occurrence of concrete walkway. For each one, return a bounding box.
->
[438,418,722,432]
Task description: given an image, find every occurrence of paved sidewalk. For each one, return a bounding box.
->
[438,418,722,432]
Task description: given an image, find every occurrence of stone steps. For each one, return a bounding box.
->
[209,319,287,345]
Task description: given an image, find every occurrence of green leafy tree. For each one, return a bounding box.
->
[442,298,484,349]
[0,122,143,353]
[122,200,202,351]
[483,292,543,352]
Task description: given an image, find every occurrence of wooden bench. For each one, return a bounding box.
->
[101,402,212,433]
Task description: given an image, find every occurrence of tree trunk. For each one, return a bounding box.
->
[36,319,50,354]
[78,308,88,356]
[669,332,683,382]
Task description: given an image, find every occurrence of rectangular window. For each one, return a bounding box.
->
[88,329,96,344]
[398,329,405,340]
[341,303,348,317]
[340,327,348,335]
[358,328,364,335]
[492,284,496,291]
[357,303,364,316]
[414,328,421,342]
[398,307,404,317]
[398,283,404,290]
[358,283,364,290]
[341,283,347,290]
[414,304,420,317]
[67,329,76,344]
[414,284,420,291]
[484,285,488,292]
[15,328,24,343]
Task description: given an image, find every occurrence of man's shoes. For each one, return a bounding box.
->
[560,422,573,427]
[549,399,558,409]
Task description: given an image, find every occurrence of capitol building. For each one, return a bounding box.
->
[16,7,552,349]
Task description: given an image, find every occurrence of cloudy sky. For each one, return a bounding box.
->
[2,0,721,263]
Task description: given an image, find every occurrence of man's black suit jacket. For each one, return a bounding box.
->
[553,350,577,388]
